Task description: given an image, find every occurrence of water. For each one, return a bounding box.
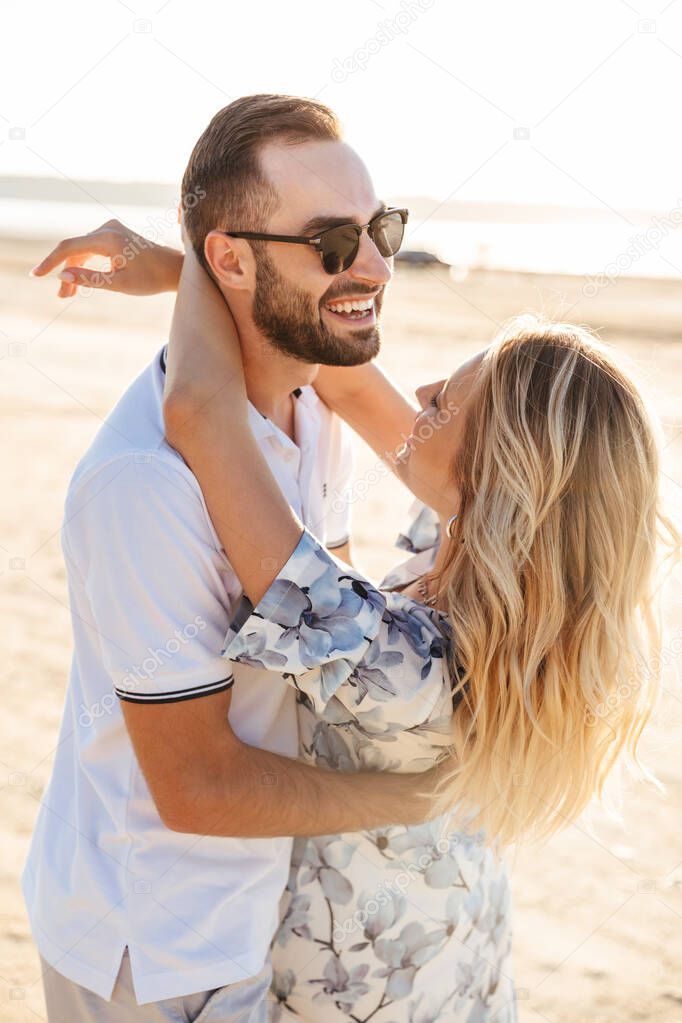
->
[0,198,182,248]
[407,218,682,281]
[3,197,682,282]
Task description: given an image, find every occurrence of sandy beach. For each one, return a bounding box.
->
[1,236,681,1022]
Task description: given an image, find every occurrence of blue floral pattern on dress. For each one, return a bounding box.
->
[395,499,441,555]
[223,504,516,1022]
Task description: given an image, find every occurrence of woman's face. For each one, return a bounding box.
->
[395,349,486,517]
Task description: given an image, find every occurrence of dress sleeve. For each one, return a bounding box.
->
[395,499,441,554]
[222,529,450,720]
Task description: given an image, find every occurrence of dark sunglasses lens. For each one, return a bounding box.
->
[371,211,405,257]
[320,225,360,274]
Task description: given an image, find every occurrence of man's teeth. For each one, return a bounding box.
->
[327,298,374,314]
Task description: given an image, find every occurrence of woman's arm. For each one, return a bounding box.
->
[155,239,453,835]
[313,362,418,466]
[163,233,305,607]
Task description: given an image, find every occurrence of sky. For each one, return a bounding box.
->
[1,0,682,215]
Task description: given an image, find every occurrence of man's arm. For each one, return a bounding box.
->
[70,455,441,840]
[327,539,352,566]
[122,688,443,837]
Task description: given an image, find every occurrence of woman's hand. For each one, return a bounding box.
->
[29,219,183,298]
[163,224,247,456]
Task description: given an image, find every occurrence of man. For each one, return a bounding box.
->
[24,95,438,1021]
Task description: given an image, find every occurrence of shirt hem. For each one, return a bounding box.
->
[326,534,350,550]
[128,951,272,1005]
[22,877,124,1001]
[22,867,279,1005]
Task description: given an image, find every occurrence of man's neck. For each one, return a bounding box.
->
[240,330,319,440]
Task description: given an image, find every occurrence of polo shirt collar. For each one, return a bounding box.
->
[159,345,320,452]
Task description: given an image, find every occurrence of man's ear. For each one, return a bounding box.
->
[203,230,255,290]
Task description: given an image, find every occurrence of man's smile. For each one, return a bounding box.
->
[323,291,380,325]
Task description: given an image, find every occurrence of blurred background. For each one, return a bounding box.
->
[1,2,681,1020]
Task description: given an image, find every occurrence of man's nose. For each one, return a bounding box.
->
[347,230,393,287]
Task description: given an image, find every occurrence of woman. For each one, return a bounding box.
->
[159,230,679,1023]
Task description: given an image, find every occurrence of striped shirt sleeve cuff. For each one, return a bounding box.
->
[115,675,234,705]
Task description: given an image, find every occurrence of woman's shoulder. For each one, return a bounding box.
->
[381,500,440,591]
[395,499,441,555]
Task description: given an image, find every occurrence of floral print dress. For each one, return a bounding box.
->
[222,504,516,1023]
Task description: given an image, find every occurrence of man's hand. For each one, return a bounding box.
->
[29,218,184,298]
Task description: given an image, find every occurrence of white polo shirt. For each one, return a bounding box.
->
[22,347,353,1005]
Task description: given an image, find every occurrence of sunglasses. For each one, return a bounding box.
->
[223,207,409,275]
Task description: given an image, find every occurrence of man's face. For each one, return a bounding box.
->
[250,140,394,366]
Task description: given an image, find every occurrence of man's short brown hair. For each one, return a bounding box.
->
[181,94,342,271]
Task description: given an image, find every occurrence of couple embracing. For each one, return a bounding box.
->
[24,94,678,1022]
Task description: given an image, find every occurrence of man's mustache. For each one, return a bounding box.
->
[320,284,383,304]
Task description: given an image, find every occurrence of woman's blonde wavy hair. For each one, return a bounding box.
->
[432,317,681,846]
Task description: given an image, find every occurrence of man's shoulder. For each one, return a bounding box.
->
[62,446,220,579]
[66,351,201,514]
[67,448,197,511]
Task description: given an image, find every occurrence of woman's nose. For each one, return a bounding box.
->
[415,386,430,411]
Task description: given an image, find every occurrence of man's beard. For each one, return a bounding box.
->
[251,250,383,366]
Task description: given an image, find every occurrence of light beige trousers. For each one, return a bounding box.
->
[40,950,273,1023]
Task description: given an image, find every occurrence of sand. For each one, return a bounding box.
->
[1,236,681,1022]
